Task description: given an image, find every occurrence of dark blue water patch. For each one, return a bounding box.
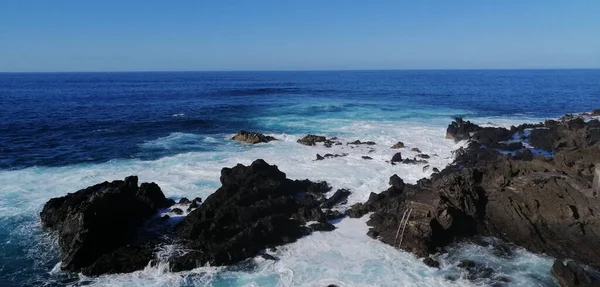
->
[0,215,78,287]
[1,70,599,169]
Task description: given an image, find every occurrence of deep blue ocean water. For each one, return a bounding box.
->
[1,70,598,169]
[0,69,599,287]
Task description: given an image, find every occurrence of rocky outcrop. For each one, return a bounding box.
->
[351,115,600,272]
[297,134,327,146]
[391,152,403,163]
[446,117,481,142]
[322,189,351,208]
[39,176,174,274]
[173,159,336,270]
[392,141,405,149]
[231,130,276,144]
[297,134,343,147]
[41,160,347,276]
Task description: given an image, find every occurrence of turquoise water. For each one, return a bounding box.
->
[1,70,598,286]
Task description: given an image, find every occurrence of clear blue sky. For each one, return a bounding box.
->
[1,0,599,72]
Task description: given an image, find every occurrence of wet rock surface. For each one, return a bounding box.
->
[297,134,327,146]
[173,159,337,270]
[316,153,348,161]
[39,176,174,274]
[446,117,481,142]
[391,141,405,149]
[552,260,595,287]
[350,114,600,278]
[41,160,346,276]
[40,111,600,281]
[390,152,403,163]
[231,130,276,144]
[347,140,376,145]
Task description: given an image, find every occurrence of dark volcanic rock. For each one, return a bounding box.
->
[174,159,334,270]
[348,140,376,145]
[170,207,184,215]
[416,154,430,159]
[411,148,422,153]
[325,209,345,221]
[392,141,405,149]
[40,176,174,274]
[362,156,373,160]
[297,134,327,146]
[231,130,276,144]
[322,189,351,208]
[552,260,595,287]
[401,158,428,165]
[446,117,481,142]
[316,153,348,161]
[82,243,156,276]
[360,115,600,272]
[423,257,440,268]
[471,127,514,146]
[391,152,403,163]
[179,197,191,204]
[308,222,336,232]
[528,128,555,151]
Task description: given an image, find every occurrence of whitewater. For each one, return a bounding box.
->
[1,115,559,286]
[2,70,599,286]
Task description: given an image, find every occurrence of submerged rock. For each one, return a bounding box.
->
[316,153,348,161]
[348,140,376,145]
[231,130,276,144]
[401,158,428,164]
[39,176,174,274]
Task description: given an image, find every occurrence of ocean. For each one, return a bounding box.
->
[0,69,599,286]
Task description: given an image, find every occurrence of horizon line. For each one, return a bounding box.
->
[1,67,599,74]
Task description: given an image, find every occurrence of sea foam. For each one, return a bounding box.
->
[0,116,555,286]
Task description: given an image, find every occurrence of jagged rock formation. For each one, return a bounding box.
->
[40,160,348,276]
[349,115,600,275]
[445,117,481,142]
[39,176,174,274]
[172,159,338,270]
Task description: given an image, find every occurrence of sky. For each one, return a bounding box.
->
[0,0,599,72]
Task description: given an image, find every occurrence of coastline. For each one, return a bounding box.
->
[32,110,600,286]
